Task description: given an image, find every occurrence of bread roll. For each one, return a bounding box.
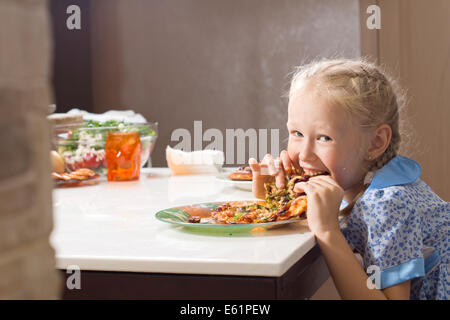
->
[50,151,65,173]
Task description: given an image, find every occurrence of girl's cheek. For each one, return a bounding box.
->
[333,159,363,189]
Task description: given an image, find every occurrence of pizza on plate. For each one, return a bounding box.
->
[192,169,328,224]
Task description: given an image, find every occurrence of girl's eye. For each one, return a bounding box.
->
[292,131,303,137]
[318,135,332,142]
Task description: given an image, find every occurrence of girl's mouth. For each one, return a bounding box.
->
[302,169,329,177]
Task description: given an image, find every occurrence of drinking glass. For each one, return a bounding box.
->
[105,131,141,181]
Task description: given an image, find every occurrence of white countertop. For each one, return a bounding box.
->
[50,168,317,277]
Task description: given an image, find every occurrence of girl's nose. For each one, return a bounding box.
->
[299,141,317,162]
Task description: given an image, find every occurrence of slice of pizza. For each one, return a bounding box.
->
[267,170,330,221]
[228,166,253,181]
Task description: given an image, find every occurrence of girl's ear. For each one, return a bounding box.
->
[367,124,392,160]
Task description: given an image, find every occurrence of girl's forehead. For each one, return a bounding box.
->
[288,91,354,130]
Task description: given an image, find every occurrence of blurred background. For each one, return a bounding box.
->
[49,0,449,200]
[50,0,361,166]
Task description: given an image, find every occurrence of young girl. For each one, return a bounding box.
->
[249,59,449,300]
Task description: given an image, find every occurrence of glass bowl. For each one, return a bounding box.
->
[52,121,158,175]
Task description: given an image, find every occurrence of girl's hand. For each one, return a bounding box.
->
[248,154,276,199]
[249,151,300,199]
[294,175,344,237]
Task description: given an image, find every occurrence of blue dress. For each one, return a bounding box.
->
[340,155,449,300]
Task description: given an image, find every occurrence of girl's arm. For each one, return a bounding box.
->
[294,175,411,300]
[316,230,411,300]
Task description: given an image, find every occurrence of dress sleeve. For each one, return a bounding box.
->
[356,187,426,289]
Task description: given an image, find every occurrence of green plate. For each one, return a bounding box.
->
[155,201,301,233]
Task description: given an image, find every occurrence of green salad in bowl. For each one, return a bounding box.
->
[53,120,158,174]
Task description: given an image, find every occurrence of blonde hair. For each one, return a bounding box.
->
[289,58,408,216]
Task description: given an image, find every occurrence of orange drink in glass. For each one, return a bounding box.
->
[105,131,141,181]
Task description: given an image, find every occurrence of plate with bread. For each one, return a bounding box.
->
[216,166,253,191]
